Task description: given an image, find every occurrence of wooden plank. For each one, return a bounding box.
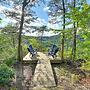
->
[23,53,38,65]
[32,52,56,87]
[23,53,38,61]
[23,53,61,64]
[22,60,38,65]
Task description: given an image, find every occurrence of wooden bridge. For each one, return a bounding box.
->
[23,52,61,87]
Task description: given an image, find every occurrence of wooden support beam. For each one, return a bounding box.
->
[50,60,62,64]
[22,60,38,65]
[23,59,62,64]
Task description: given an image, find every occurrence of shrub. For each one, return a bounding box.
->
[0,64,15,86]
[4,56,16,66]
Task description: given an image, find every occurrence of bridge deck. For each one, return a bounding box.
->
[23,53,38,64]
[23,52,61,64]
[23,52,56,87]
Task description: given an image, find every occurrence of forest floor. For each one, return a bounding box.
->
[11,52,90,90]
[22,62,90,90]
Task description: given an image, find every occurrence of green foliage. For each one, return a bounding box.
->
[0,32,17,60]
[4,56,16,66]
[0,27,16,87]
[0,64,15,86]
[67,3,90,28]
[22,44,28,56]
[29,38,41,49]
[81,61,90,71]
[76,29,90,60]
[23,37,48,52]
[1,25,17,33]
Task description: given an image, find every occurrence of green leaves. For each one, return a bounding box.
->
[68,3,90,28]
[0,64,15,86]
[0,33,17,60]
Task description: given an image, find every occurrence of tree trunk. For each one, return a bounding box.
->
[72,24,77,60]
[17,0,26,89]
[61,0,65,60]
[72,0,77,60]
[16,62,23,90]
[18,4,25,61]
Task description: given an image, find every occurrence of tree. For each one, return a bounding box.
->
[0,0,36,89]
[66,0,87,60]
[0,0,46,89]
[0,0,37,61]
[13,1,35,89]
[61,0,65,60]
[47,0,69,60]
[18,0,30,61]
[72,0,76,60]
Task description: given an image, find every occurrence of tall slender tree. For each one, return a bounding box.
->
[72,0,76,60]
[18,0,30,61]
[71,0,87,60]
[47,0,68,60]
[0,0,36,61]
[61,0,65,60]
